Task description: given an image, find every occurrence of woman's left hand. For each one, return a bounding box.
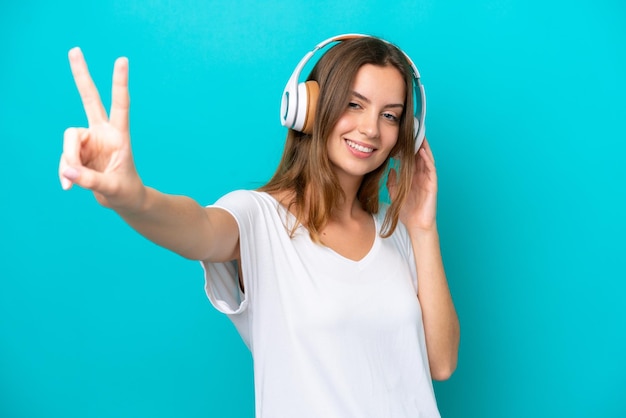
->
[388,138,438,232]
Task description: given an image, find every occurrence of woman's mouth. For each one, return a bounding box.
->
[345,139,374,154]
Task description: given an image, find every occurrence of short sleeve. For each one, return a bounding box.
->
[201,258,246,315]
[199,191,254,315]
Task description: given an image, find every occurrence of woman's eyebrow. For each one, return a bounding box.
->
[351,91,404,109]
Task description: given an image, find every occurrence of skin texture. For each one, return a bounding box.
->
[59,48,459,380]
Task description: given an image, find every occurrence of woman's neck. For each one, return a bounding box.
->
[331,175,366,221]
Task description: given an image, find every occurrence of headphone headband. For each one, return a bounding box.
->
[280,34,426,153]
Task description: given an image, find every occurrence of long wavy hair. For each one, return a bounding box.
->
[259,36,416,242]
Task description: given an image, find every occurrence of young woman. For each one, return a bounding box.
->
[59,35,459,418]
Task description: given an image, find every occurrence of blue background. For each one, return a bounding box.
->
[1,0,625,417]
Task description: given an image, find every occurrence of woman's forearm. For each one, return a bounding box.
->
[410,226,460,380]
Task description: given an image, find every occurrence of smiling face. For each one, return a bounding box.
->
[326,64,406,187]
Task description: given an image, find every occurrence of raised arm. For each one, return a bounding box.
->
[59,48,238,262]
[388,139,460,380]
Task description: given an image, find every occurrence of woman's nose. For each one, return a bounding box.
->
[358,112,379,138]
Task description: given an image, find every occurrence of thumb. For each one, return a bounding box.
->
[61,165,109,194]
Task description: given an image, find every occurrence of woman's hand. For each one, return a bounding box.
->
[59,48,145,211]
[389,138,459,379]
[388,138,438,232]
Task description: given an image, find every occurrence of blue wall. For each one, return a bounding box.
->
[1,0,625,417]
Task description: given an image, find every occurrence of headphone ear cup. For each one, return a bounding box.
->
[281,81,298,130]
[301,81,319,134]
[291,80,320,134]
[413,116,425,153]
[293,81,319,133]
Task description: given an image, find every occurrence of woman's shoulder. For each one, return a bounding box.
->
[214,189,298,235]
[214,189,293,219]
[373,202,411,241]
[216,189,271,204]
[212,189,275,213]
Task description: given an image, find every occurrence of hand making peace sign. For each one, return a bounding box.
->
[59,48,145,210]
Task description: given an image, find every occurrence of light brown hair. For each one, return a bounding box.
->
[260,36,416,242]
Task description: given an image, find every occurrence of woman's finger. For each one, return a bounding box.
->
[69,165,104,192]
[68,48,108,126]
[62,127,88,168]
[420,147,436,173]
[421,138,435,164]
[109,57,130,132]
[59,158,112,195]
[60,127,89,190]
[59,155,73,190]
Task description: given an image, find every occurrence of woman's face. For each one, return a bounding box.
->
[326,64,405,186]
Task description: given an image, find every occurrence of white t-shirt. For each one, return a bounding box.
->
[201,190,440,418]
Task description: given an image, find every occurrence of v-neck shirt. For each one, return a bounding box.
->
[201,190,440,418]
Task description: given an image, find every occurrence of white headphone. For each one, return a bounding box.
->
[280,34,427,153]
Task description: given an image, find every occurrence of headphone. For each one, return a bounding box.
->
[280,34,427,153]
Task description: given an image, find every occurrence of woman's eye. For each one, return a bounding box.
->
[348,102,361,109]
[382,112,399,122]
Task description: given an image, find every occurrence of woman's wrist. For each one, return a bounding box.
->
[113,183,150,216]
[407,222,439,240]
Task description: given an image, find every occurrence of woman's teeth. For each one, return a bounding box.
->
[346,139,374,153]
